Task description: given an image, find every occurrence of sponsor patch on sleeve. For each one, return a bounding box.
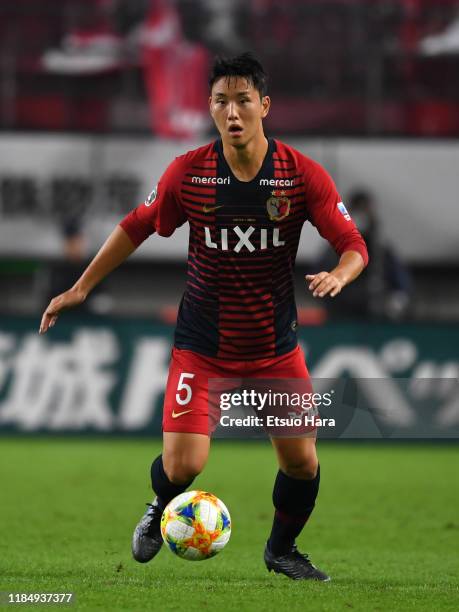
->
[337,201,351,221]
[145,185,158,207]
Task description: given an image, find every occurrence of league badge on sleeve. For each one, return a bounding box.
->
[337,201,351,221]
[145,185,158,207]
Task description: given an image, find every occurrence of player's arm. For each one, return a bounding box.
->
[304,160,368,299]
[306,250,365,298]
[39,226,136,334]
[39,158,187,334]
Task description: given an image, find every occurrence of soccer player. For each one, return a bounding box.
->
[40,53,368,581]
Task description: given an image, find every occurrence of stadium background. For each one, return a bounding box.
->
[0,1,458,610]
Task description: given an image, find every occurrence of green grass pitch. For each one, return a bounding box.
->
[0,439,457,611]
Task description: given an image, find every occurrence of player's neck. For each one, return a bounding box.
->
[222,133,268,182]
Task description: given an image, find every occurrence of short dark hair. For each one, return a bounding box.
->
[209,53,268,98]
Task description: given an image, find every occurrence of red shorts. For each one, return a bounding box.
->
[163,345,314,436]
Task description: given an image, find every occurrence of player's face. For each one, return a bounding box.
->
[209,77,270,147]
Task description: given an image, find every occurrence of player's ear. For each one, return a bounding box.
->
[208,95,215,118]
[261,96,271,119]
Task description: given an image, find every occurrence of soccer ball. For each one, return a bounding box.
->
[160,490,231,561]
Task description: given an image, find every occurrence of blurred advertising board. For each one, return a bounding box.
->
[0,317,458,439]
[0,135,458,262]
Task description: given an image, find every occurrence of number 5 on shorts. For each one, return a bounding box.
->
[175,372,195,406]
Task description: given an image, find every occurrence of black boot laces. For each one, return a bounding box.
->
[291,547,314,567]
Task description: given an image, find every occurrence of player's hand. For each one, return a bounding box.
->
[305,271,344,298]
[39,287,86,334]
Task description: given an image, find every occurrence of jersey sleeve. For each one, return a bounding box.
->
[119,158,187,247]
[304,160,369,266]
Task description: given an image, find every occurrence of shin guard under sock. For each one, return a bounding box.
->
[268,465,320,556]
[150,455,194,511]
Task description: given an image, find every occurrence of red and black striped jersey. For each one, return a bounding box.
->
[120,138,368,360]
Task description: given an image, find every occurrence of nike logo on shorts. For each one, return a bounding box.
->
[171,409,193,419]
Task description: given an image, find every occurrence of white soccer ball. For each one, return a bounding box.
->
[160,490,231,560]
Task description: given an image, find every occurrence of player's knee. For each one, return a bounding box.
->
[282,455,318,480]
[163,455,205,484]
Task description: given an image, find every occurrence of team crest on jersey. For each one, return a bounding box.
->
[145,185,158,207]
[266,190,291,221]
